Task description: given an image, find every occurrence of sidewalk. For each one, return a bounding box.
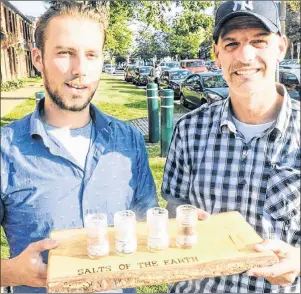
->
[129,113,185,137]
[1,81,43,117]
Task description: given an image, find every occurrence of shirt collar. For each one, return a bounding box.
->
[219,84,292,138]
[219,98,237,134]
[30,99,113,145]
[272,84,292,137]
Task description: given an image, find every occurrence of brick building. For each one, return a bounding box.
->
[0,0,36,83]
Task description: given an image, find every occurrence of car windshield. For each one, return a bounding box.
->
[202,75,228,88]
[140,67,151,74]
[105,65,114,68]
[128,66,136,71]
[161,66,169,71]
[170,70,190,80]
[186,61,205,67]
[166,62,180,68]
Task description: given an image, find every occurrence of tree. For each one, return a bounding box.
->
[287,1,300,12]
[285,3,300,59]
[168,4,214,60]
[132,29,170,62]
[44,0,173,61]
[103,3,133,61]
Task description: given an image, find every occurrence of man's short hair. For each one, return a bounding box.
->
[35,0,109,54]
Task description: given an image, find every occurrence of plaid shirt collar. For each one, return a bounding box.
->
[219,84,291,139]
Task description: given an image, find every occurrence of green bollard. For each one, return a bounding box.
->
[35,91,45,105]
[147,83,160,143]
[160,88,174,157]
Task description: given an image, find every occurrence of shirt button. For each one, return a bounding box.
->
[239,179,247,185]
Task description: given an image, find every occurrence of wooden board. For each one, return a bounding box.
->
[47,211,278,293]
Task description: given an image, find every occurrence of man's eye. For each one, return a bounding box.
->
[58,51,72,56]
[252,40,267,47]
[225,42,239,48]
[87,53,98,58]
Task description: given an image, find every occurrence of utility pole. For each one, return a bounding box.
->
[279,0,286,35]
[276,0,286,82]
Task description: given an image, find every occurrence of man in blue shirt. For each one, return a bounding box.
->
[0,1,157,293]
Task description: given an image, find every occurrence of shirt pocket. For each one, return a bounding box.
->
[263,165,300,243]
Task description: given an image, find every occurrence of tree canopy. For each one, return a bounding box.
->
[44,1,300,62]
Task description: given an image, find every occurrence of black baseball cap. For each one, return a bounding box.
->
[213,1,281,43]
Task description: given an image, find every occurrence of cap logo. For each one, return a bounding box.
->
[233,1,253,12]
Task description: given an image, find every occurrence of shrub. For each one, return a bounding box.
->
[1,79,26,92]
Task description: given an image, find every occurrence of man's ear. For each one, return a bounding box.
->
[277,35,288,63]
[213,44,221,68]
[31,48,44,73]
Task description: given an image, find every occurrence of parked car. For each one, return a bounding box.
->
[206,61,220,72]
[103,64,116,74]
[164,61,180,69]
[158,69,191,99]
[124,65,137,82]
[102,64,110,72]
[132,66,153,86]
[180,72,228,108]
[148,66,170,85]
[279,65,300,101]
[179,59,208,74]
[280,59,300,67]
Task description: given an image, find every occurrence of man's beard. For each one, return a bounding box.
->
[43,70,98,112]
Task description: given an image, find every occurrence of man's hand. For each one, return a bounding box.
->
[247,239,300,286]
[197,209,210,220]
[6,238,58,287]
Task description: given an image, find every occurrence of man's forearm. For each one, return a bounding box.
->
[1,258,18,287]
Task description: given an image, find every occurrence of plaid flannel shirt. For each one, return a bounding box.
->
[162,86,300,293]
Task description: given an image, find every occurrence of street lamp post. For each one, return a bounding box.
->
[276,0,286,82]
[279,0,286,35]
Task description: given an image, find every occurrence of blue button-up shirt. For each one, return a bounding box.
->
[0,100,158,293]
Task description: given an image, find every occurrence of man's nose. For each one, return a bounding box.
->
[237,44,256,64]
[71,54,88,77]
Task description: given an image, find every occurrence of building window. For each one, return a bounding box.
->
[8,10,13,33]
[4,7,9,33]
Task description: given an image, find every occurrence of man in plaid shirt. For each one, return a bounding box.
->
[162,1,300,293]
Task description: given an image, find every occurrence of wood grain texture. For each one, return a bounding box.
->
[47,211,278,293]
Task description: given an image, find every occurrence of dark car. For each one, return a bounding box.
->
[124,65,137,82]
[279,67,300,101]
[132,66,153,86]
[158,69,191,99]
[180,72,228,109]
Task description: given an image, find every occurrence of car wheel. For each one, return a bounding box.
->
[180,94,188,107]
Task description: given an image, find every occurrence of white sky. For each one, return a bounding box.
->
[9,1,46,17]
[10,1,214,18]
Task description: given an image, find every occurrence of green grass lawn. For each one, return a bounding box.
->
[0,74,189,292]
